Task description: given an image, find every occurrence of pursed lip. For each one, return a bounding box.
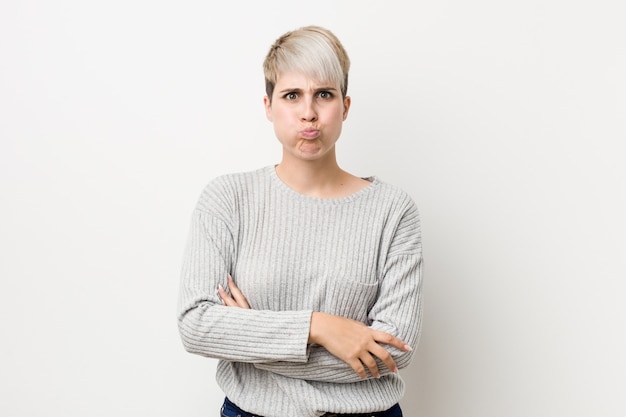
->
[299,128,320,139]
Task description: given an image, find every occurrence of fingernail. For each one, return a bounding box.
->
[404,344,412,351]
[218,284,224,291]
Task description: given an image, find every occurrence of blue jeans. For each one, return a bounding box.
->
[220,397,403,417]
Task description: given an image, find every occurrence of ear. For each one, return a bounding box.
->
[263,96,273,122]
[342,96,351,121]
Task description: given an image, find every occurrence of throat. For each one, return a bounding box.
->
[274,164,371,199]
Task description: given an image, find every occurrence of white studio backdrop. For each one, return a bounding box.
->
[1,1,625,416]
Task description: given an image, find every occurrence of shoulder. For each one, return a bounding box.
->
[371,179,422,254]
[369,178,420,216]
[369,178,421,239]
[195,166,271,212]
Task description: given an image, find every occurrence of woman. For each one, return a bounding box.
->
[178,26,423,417]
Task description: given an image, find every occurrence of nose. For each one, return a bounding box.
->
[301,97,318,122]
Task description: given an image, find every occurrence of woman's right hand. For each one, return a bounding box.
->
[217,275,250,309]
[308,312,411,379]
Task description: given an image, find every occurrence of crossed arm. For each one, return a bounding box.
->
[218,275,412,379]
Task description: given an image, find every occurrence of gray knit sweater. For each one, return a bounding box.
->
[178,166,423,417]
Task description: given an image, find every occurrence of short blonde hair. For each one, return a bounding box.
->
[263,26,350,101]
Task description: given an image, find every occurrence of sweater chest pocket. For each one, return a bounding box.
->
[323,277,379,323]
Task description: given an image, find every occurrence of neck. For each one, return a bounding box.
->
[276,157,340,189]
[275,151,368,199]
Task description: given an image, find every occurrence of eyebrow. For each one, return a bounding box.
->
[277,86,339,94]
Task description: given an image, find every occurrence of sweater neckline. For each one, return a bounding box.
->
[265,165,379,205]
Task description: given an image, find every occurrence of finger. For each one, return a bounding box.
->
[217,284,237,307]
[349,359,367,379]
[368,343,398,374]
[360,352,381,378]
[372,330,412,352]
[228,275,250,309]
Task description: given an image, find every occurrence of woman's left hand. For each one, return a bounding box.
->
[218,275,250,308]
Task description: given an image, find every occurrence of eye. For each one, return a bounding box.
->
[284,92,298,100]
[318,91,334,99]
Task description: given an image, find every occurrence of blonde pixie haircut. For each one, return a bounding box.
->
[263,26,351,102]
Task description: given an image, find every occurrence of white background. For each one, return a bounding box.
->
[1,1,625,416]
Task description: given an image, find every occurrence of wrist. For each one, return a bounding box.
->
[308,311,327,344]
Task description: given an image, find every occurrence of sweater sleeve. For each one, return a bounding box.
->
[254,199,423,383]
[177,199,312,363]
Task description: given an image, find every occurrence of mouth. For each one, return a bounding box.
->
[300,128,320,139]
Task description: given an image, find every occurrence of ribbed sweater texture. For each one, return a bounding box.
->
[178,166,423,417]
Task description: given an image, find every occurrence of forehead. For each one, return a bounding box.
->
[274,71,339,90]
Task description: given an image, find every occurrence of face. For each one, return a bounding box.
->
[264,71,350,163]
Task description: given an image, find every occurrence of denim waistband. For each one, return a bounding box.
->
[321,403,402,417]
[221,397,402,417]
